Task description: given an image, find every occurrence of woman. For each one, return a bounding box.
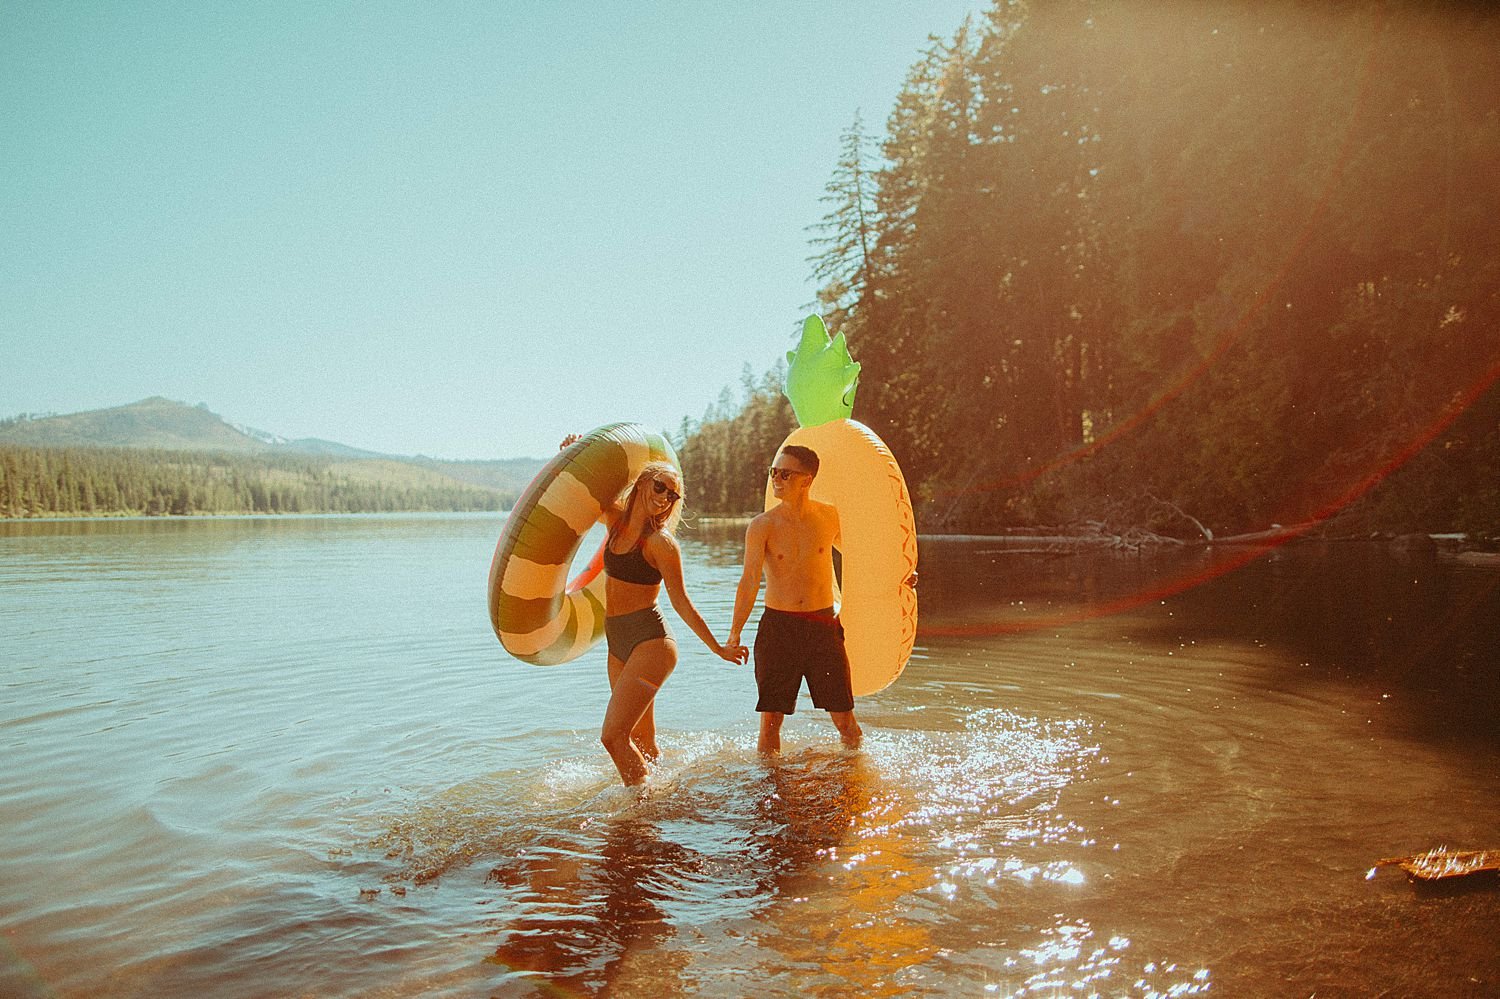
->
[566,439,743,786]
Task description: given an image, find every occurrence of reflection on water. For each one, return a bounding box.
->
[368,706,1190,998]
[917,536,1500,747]
[2,516,1497,998]
[485,816,695,993]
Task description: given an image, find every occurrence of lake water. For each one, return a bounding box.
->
[2,514,1496,998]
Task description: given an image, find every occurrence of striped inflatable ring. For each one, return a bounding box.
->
[768,418,918,696]
[489,423,680,666]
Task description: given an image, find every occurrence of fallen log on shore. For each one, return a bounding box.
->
[1205,522,1321,545]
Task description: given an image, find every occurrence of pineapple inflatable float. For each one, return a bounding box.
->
[770,315,918,695]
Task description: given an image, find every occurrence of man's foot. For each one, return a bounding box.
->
[830,711,862,750]
[758,712,785,757]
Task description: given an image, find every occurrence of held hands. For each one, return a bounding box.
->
[718,637,749,665]
[559,433,582,450]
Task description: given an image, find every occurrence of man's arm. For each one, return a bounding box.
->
[728,516,769,646]
[824,503,844,598]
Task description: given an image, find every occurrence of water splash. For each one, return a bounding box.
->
[361,707,1120,994]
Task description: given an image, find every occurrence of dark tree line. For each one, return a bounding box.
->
[681,0,1500,538]
[0,446,511,518]
[676,364,798,516]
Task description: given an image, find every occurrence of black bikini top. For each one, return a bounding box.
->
[603,533,662,585]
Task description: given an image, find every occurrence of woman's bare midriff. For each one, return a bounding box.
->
[606,577,660,616]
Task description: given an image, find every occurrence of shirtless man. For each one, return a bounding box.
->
[727,444,861,754]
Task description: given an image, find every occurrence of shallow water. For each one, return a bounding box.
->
[1,515,1496,997]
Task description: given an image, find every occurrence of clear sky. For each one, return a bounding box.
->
[2,1,981,459]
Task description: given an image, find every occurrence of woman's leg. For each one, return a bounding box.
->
[606,653,657,761]
[632,698,660,763]
[600,638,677,786]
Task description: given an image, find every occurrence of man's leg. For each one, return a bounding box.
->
[801,611,856,749]
[753,611,796,755]
[828,710,862,750]
[758,711,785,755]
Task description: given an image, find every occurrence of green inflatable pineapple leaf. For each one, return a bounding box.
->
[784,315,861,427]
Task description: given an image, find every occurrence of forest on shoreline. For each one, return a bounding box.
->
[679,0,1500,542]
[0,445,510,518]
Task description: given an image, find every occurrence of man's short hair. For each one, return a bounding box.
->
[779,444,819,476]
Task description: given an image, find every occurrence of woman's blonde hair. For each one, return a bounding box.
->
[615,461,684,538]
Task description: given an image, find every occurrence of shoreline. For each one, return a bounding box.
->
[919,531,1500,566]
[690,515,1497,561]
[6,511,1496,564]
[0,509,508,524]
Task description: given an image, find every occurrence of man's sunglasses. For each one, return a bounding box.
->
[651,479,681,503]
[767,467,808,482]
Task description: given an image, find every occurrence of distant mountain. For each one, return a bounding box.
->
[0,397,547,496]
[410,456,554,494]
[278,437,392,460]
[0,397,271,452]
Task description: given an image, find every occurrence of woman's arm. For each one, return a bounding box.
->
[561,433,625,532]
[600,501,623,533]
[649,535,742,663]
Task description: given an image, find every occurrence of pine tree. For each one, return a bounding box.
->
[808,111,880,320]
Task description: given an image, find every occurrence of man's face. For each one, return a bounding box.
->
[769,452,813,500]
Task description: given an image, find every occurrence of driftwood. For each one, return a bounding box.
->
[1204,521,1321,546]
[1148,493,1214,542]
[931,526,1186,555]
[1374,848,1500,883]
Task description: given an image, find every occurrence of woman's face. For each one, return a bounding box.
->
[644,473,681,517]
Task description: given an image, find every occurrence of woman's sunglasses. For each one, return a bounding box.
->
[767,467,808,482]
[651,479,681,503]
